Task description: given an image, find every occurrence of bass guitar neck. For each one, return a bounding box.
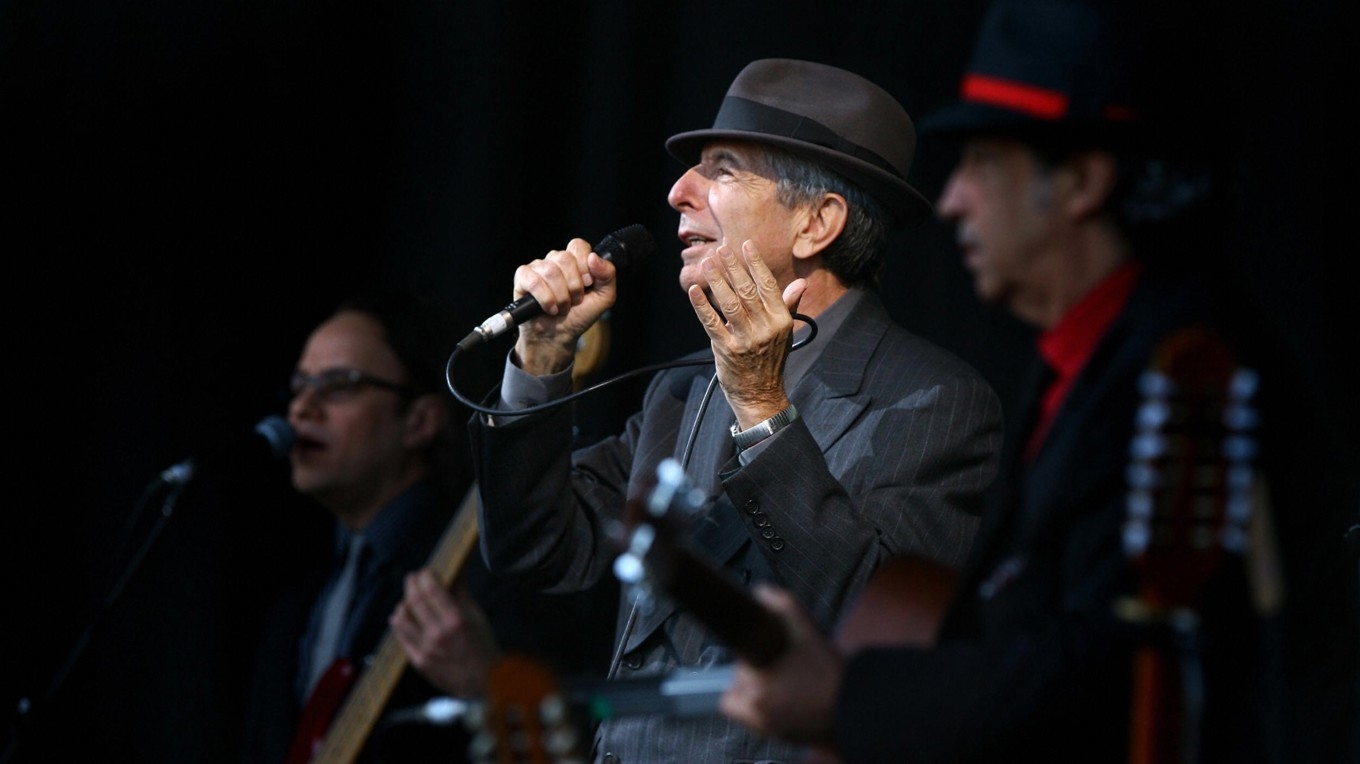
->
[286,485,481,764]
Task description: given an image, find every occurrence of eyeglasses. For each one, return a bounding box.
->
[288,368,419,403]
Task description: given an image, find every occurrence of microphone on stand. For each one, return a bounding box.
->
[456,224,657,352]
[158,415,295,485]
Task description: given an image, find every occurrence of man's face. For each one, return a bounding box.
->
[936,136,1059,311]
[287,311,413,511]
[666,140,803,294]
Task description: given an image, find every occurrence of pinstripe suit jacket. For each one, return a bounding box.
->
[471,290,1003,764]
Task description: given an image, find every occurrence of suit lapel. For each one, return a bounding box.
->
[622,371,733,654]
[791,292,882,453]
[622,298,887,655]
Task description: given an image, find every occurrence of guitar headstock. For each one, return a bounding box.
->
[612,458,704,595]
[1121,324,1258,617]
[611,458,789,666]
[464,653,588,764]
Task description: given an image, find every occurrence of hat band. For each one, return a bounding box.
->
[712,96,904,181]
[961,74,1068,119]
[961,74,1140,123]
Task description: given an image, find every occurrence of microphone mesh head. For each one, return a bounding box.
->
[255,415,296,459]
[596,224,657,270]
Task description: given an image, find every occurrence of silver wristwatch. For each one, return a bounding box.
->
[729,405,799,451]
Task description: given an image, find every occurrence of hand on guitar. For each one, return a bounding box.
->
[719,584,842,749]
[620,459,958,761]
[389,568,503,698]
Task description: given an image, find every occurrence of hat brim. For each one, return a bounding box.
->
[919,101,1147,150]
[665,128,933,229]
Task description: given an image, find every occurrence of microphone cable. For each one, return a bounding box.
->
[444,311,819,724]
[443,313,818,418]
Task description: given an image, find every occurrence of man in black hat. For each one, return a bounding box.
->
[466,58,1003,763]
[715,1,1355,762]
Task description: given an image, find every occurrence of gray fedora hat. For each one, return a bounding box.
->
[665,59,933,228]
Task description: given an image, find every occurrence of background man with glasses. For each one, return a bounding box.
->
[239,289,615,764]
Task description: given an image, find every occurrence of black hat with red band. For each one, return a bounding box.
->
[920,0,1175,149]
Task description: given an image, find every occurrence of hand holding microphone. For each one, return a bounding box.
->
[457,225,656,371]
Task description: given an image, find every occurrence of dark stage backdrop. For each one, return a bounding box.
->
[2,1,1351,762]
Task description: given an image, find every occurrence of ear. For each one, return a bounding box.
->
[791,192,849,261]
[402,393,449,450]
[1061,150,1119,219]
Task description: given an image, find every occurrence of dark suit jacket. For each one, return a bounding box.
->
[471,290,1003,764]
[239,481,617,764]
[837,268,1273,763]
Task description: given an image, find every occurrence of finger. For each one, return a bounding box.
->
[718,241,762,310]
[752,584,822,644]
[514,260,569,316]
[514,244,589,316]
[688,283,728,340]
[739,241,786,314]
[389,602,420,650]
[402,570,446,628]
[718,666,765,733]
[565,238,597,289]
[782,278,807,315]
[700,250,745,326]
[585,250,616,290]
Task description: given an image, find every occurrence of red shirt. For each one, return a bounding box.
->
[1024,260,1144,461]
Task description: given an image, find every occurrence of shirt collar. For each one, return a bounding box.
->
[784,288,863,389]
[331,482,436,570]
[1036,260,1143,383]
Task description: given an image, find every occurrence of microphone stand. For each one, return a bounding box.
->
[2,469,194,764]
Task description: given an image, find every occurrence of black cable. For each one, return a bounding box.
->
[444,313,817,417]
[451,310,817,754]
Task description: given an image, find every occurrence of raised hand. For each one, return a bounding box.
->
[687,240,806,429]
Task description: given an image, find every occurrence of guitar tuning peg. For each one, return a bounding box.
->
[1222,434,1257,462]
[1229,367,1259,400]
[1131,432,1168,461]
[464,700,486,728]
[1222,401,1258,431]
[1137,399,1171,430]
[614,552,645,585]
[467,729,496,762]
[1122,518,1151,556]
[1126,462,1163,491]
[1227,464,1254,491]
[1138,369,1174,398]
[1126,490,1154,520]
[1219,523,1248,553]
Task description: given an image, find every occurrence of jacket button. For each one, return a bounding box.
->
[623,652,643,670]
[752,512,771,528]
[770,536,786,551]
[744,498,760,515]
[603,754,620,764]
[760,528,777,540]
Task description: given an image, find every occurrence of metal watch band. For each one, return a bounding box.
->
[729,405,799,451]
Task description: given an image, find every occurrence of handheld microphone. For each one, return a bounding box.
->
[158,415,295,485]
[457,224,657,352]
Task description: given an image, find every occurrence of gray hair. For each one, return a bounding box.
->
[758,145,891,290]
